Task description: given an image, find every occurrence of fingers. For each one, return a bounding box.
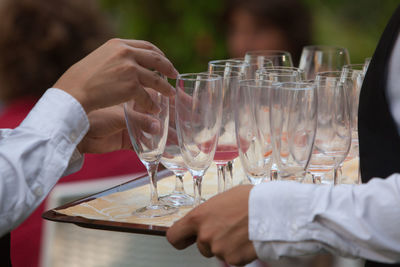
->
[138,66,176,97]
[131,47,179,79]
[121,39,166,56]
[124,108,161,135]
[166,213,198,250]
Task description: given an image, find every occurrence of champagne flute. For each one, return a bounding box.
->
[339,64,365,184]
[256,68,303,82]
[257,66,306,80]
[124,88,177,217]
[309,71,352,184]
[270,82,317,181]
[233,57,273,79]
[245,50,294,67]
[159,99,194,207]
[235,79,274,185]
[299,45,350,80]
[208,60,249,192]
[175,73,223,206]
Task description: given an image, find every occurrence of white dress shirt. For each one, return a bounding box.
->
[248,33,400,263]
[0,88,88,237]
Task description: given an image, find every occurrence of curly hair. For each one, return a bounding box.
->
[0,0,114,102]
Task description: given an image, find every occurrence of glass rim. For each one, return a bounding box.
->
[302,45,348,52]
[342,63,365,70]
[239,79,276,87]
[315,71,342,77]
[274,81,315,91]
[256,68,300,75]
[244,50,291,56]
[203,70,244,78]
[208,59,250,67]
[177,73,222,81]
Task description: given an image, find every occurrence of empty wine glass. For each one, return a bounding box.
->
[175,73,223,206]
[208,59,250,78]
[159,99,194,207]
[235,79,275,185]
[209,60,249,192]
[309,71,352,185]
[270,82,317,181]
[299,45,350,80]
[256,68,303,82]
[124,88,177,217]
[234,57,273,79]
[245,50,294,67]
[339,64,365,184]
[258,66,306,80]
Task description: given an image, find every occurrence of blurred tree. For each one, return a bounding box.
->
[98,0,398,70]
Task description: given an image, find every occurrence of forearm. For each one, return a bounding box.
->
[0,89,88,236]
[249,176,400,263]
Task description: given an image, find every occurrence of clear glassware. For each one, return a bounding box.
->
[270,82,317,181]
[159,100,194,207]
[339,64,366,184]
[257,66,306,80]
[235,79,275,185]
[364,57,372,73]
[208,64,246,193]
[309,71,352,185]
[244,50,294,67]
[124,88,177,217]
[299,45,350,80]
[208,59,250,78]
[256,68,303,82]
[175,73,223,206]
[233,57,273,79]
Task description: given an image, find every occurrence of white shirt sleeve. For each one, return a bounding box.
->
[0,88,89,237]
[249,176,400,263]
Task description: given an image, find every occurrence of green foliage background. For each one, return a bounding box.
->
[99,0,399,73]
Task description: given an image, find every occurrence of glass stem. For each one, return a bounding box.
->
[217,165,226,193]
[173,174,185,194]
[333,167,339,185]
[225,161,234,190]
[193,175,203,206]
[147,163,159,206]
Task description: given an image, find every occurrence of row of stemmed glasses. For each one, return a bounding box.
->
[122,46,365,219]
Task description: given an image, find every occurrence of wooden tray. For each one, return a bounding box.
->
[42,169,175,236]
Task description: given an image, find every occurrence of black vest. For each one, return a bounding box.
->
[0,233,11,266]
[358,4,400,267]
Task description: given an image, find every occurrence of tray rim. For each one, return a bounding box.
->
[42,169,175,236]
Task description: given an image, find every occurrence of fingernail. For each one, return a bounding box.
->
[173,68,179,77]
[150,121,160,133]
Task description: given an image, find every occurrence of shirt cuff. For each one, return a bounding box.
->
[20,88,89,143]
[249,181,319,242]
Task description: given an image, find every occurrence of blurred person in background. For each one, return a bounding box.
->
[0,0,146,266]
[224,0,312,66]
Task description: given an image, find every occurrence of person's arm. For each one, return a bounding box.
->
[249,176,400,263]
[0,89,88,236]
[167,175,400,265]
[0,38,178,236]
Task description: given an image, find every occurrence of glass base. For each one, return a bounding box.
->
[159,193,195,207]
[133,204,178,218]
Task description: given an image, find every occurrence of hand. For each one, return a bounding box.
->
[77,105,159,154]
[54,38,178,113]
[166,185,257,266]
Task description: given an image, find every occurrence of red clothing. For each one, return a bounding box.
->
[0,97,146,267]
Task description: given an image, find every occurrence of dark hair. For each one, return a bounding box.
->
[0,0,114,102]
[224,0,312,66]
